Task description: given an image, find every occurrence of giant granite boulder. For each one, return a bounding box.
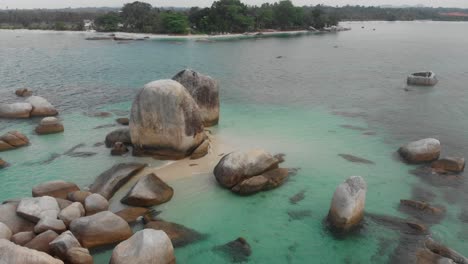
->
[129,80,205,159]
[110,229,175,264]
[26,96,58,116]
[69,211,132,248]
[173,69,220,127]
[398,138,441,163]
[0,103,33,118]
[0,239,64,264]
[121,173,174,207]
[89,163,147,200]
[214,149,280,188]
[327,176,367,232]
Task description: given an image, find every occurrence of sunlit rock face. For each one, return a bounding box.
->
[130,79,205,159]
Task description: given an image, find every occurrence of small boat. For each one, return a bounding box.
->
[407,71,438,86]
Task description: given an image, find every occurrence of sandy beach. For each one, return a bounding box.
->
[108,133,232,212]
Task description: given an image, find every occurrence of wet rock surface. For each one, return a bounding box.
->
[214,237,252,263]
[145,220,206,248]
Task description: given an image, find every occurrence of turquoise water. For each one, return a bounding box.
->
[1,21,468,263]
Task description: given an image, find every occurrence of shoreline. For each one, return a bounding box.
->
[0,29,335,41]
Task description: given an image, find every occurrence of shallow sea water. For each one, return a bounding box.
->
[1,21,467,263]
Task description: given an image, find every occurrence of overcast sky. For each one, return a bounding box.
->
[0,0,467,9]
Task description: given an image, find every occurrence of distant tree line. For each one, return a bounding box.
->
[93,0,339,34]
[1,2,467,33]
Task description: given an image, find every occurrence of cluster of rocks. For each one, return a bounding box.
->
[0,162,180,264]
[0,131,29,152]
[0,95,58,119]
[213,149,289,195]
[103,69,218,160]
[398,138,465,173]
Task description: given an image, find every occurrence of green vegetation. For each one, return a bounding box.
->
[1,2,468,33]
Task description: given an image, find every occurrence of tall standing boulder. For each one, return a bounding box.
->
[110,229,175,264]
[69,211,132,248]
[327,176,367,232]
[26,96,58,116]
[0,239,64,264]
[32,180,79,199]
[0,102,32,118]
[398,138,441,163]
[214,149,280,188]
[129,80,205,159]
[172,69,220,127]
[121,173,174,207]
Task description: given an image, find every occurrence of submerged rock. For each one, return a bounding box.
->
[214,149,279,188]
[289,190,306,205]
[17,196,60,223]
[0,203,35,234]
[105,128,132,148]
[145,220,206,248]
[121,173,174,207]
[399,199,445,224]
[172,69,220,127]
[214,237,252,263]
[15,88,33,97]
[327,176,367,232]
[0,239,64,264]
[0,102,32,118]
[116,117,129,125]
[32,180,79,199]
[424,238,468,263]
[110,229,175,264]
[84,193,109,216]
[35,117,64,135]
[111,142,128,156]
[26,96,58,116]
[129,79,205,159]
[0,158,8,168]
[69,211,132,248]
[431,157,465,173]
[398,138,441,163]
[89,163,147,200]
[338,154,375,165]
[114,207,149,223]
